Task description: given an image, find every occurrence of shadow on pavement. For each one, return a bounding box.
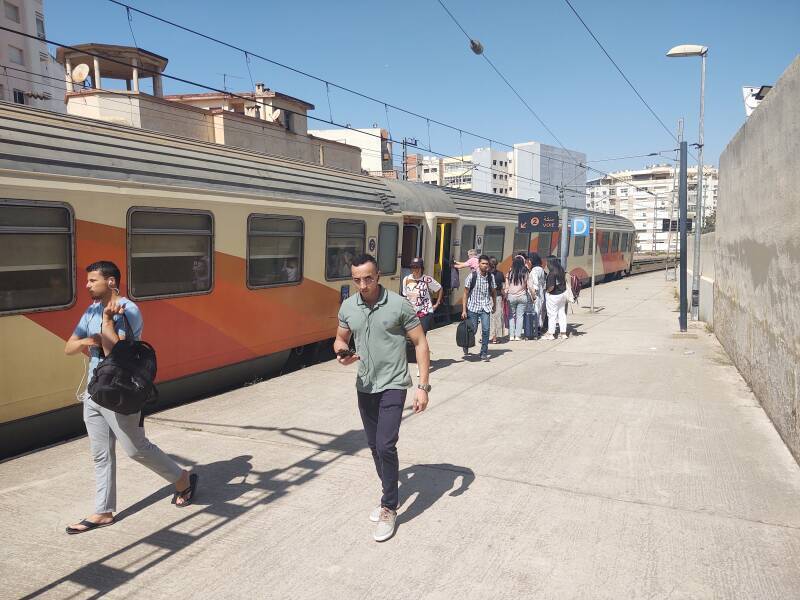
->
[396,463,475,527]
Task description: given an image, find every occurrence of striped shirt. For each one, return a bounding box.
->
[464,271,496,313]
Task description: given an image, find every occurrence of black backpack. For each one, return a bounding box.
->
[456,319,476,349]
[88,314,158,416]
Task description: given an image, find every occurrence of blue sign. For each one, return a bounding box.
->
[571,217,590,237]
[340,285,350,304]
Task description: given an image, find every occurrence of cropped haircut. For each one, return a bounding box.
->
[86,261,121,283]
[478,254,491,263]
[350,253,378,270]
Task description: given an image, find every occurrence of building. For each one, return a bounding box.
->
[0,0,64,112]
[586,164,719,252]
[307,127,393,176]
[406,141,587,208]
[55,43,361,173]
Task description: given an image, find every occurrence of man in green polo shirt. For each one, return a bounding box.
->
[335,253,430,542]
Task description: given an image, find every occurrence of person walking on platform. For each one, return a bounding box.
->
[527,252,546,337]
[64,261,197,535]
[461,254,497,361]
[543,256,569,340]
[335,254,431,542]
[401,257,443,335]
[506,255,529,341]
[488,257,506,343]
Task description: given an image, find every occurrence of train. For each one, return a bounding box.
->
[0,102,635,457]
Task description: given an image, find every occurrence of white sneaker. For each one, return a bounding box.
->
[373,507,397,542]
[369,506,381,522]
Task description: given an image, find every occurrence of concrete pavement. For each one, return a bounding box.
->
[2,271,800,599]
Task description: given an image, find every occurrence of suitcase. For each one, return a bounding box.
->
[456,319,476,350]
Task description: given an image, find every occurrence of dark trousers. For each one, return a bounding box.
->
[467,309,491,355]
[357,388,407,510]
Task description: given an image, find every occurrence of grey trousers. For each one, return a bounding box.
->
[83,396,183,513]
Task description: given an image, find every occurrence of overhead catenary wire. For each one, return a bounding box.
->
[0,36,577,198]
[103,0,656,197]
[560,0,697,162]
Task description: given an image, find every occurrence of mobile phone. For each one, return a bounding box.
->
[336,349,356,358]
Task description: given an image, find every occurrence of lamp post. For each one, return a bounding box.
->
[667,44,707,320]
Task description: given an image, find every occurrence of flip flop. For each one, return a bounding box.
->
[172,473,198,508]
[65,518,114,535]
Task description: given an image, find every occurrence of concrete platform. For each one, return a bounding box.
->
[2,272,800,599]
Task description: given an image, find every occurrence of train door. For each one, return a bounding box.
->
[400,221,423,287]
[433,221,453,284]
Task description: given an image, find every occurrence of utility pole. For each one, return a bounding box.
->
[665,119,684,280]
[678,141,688,332]
[401,137,417,181]
[691,52,707,320]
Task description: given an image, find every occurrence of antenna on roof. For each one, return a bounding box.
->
[216,72,243,92]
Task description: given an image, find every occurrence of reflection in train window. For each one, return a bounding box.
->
[128,208,213,299]
[377,222,399,275]
[247,215,303,288]
[483,226,505,261]
[326,219,365,280]
[611,232,620,252]
[0,201,73,313]
[460,225,476,260]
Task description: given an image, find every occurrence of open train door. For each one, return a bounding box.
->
[400,219,423,288]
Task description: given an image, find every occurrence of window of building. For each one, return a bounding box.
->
[0,201,74,314]
[12,88,25,104]
[460,225,476,260]
[493,174,497,179]
[128,209,213,299]
[483,226,505,261]
[377,222,399,275]
[492,160,497,166]
[35,12,45,39]
[611,232,620,252]
[8,45,24,65]
[574,234,586,257]
[326,219,365,280]
[423,168,430,173]
[247,215,303,288]
[4,1,20,23]
[0,84,4,101]
[39,51,49,62]
[493,188,497,193]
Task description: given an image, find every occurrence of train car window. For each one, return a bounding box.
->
[574,234,586,257]
[588,231,594,255]
[460,225,476,260]
[537,232,552,256]
[128,208,213,299]
[247,215,303,288]
[0,201,74,314]
[611,232,620,252]
[600,231,611,254]
[377,222,399,275]
[326,219,365,280]
[628,234,635,252]
[483,226,505,261]
[513,230,530,256]
[621,232,629,253]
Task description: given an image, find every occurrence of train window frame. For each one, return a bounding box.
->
[127,207,215,301]
[574,233,586,257]
[325,218,366,281]
[483,226,505,261]
[588,231,594,255]
[621,232,629,254]
[0,199,76,315]
[377,222,399,275]
[611,232,620,252]
[600,231,611,254]
[460,225,476,261]
[246,214,304,290]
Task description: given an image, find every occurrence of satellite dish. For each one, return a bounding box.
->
[71,63,90,84]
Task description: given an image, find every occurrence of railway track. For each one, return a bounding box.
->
[630,256,674,275]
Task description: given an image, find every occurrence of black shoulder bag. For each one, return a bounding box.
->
[88,314,158,417]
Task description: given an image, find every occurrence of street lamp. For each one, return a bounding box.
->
[667,44,707,320]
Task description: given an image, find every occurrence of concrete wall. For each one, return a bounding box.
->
[687,232,715,326]
[715,55,800,461]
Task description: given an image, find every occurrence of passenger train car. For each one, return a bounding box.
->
[0,103,634,457]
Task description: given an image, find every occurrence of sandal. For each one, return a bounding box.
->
[66,518,114,535]
[172,473,198,508]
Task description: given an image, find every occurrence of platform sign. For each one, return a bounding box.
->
[662,218,693,232]
[518,210,559,232]
[571,216,590,237]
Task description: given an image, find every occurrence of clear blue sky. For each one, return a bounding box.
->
[46,0,799,173]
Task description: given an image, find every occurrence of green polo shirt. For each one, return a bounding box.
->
[338,286,421,393]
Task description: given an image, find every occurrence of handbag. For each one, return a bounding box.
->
[88,314,158,416]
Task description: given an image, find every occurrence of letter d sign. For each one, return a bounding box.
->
[571,217,589,237]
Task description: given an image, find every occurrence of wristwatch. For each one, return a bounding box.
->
[417,383,432,392]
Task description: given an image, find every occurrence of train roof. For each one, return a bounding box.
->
[0,102,632,230]
[0,102,400,214]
